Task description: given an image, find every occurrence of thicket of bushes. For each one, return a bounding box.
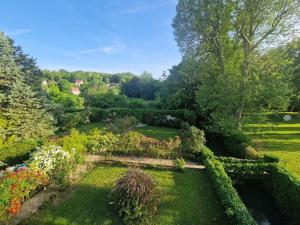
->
[90,108,196,128]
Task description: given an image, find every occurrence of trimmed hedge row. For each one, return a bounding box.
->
[200,147,257,225]
[90,108,196,128]
[222,160,300,225]
[268,166,300,224]
[0,141,37,166]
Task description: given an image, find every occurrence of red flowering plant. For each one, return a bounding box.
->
[0,168,49,218]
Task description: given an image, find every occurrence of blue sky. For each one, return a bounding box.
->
[0,0,181,78]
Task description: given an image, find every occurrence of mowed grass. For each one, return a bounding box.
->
[26,166,227,225]
[78,122,179,140]
[244,114,300,180]
[135,126,179,140]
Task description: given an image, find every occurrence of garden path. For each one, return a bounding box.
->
[85,155,205,169]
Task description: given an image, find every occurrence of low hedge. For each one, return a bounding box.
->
[0,141,37,166]
[90,108,196,128]
[200,147,257,225]
[268,166,300,224]
[222,159,300,225]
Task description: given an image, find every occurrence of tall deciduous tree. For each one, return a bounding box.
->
[173,0,299,131]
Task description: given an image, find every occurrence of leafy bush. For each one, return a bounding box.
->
[57,129,89,163]
[0,140,37,166]
[58,111,88,131]
[180,125,206,154]
[0,168,48,218]
[29,145,76,189]
[111,169,160,225]
[174,158,185,171]
[87,130,119,155]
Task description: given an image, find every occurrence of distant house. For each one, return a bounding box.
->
[75,80,84,87]
[71,87,81,95]
[41,80,48,86]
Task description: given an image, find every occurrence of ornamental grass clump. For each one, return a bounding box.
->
[111,169,160,225]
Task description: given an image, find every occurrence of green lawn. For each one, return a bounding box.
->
[26,166,227,225]
[78,122,179,140]
[135,126,179,140]
[244,114,300,180]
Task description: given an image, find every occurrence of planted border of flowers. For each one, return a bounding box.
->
[0,145,78,220]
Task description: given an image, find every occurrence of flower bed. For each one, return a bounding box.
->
[0,168,49,218]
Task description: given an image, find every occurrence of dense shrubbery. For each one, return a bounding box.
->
[0,168,49,218]
[0,140,37,166]
[58,111,89,131]
[180,124,206,155]
[200,147,257,225]
[111,169,160,225]
[90,108,196,128]
[87,130,181,159]
[173,158,185,172]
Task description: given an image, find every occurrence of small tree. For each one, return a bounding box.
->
[111,169,160,225]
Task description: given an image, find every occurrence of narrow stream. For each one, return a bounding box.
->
[235,183,288,225]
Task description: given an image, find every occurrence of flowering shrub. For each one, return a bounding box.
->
[0,168,48,217]
[29,145,75,188]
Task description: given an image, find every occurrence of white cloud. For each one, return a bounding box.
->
[76,42,126,55]
[7,28,32,36]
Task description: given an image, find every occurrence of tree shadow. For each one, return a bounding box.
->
[25,184,124,225]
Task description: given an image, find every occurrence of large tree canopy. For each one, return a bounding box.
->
[173,0,299,132]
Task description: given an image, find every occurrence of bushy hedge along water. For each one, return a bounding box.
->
[222,159,300,225]
[199,147,257,225]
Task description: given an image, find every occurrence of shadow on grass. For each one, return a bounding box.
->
[26,184,123,225]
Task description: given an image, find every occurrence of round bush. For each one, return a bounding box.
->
[111,169,160,225]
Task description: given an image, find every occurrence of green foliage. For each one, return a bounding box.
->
[87,130,181,159]
[29,145,76,189]
[58,129,89,163]
[121,71,161,100]
[58,111,88,131]
[180,124,206,154]
[173,0,299,130]
[173,158,185,172]
[90,108,196,129]
[268,166,300,224]
[0,32,54,144]
[111,169,160,225]
[0,140,37,166]
[200,147,257,225]
[222,159,300,224]
[0,168,48,220]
